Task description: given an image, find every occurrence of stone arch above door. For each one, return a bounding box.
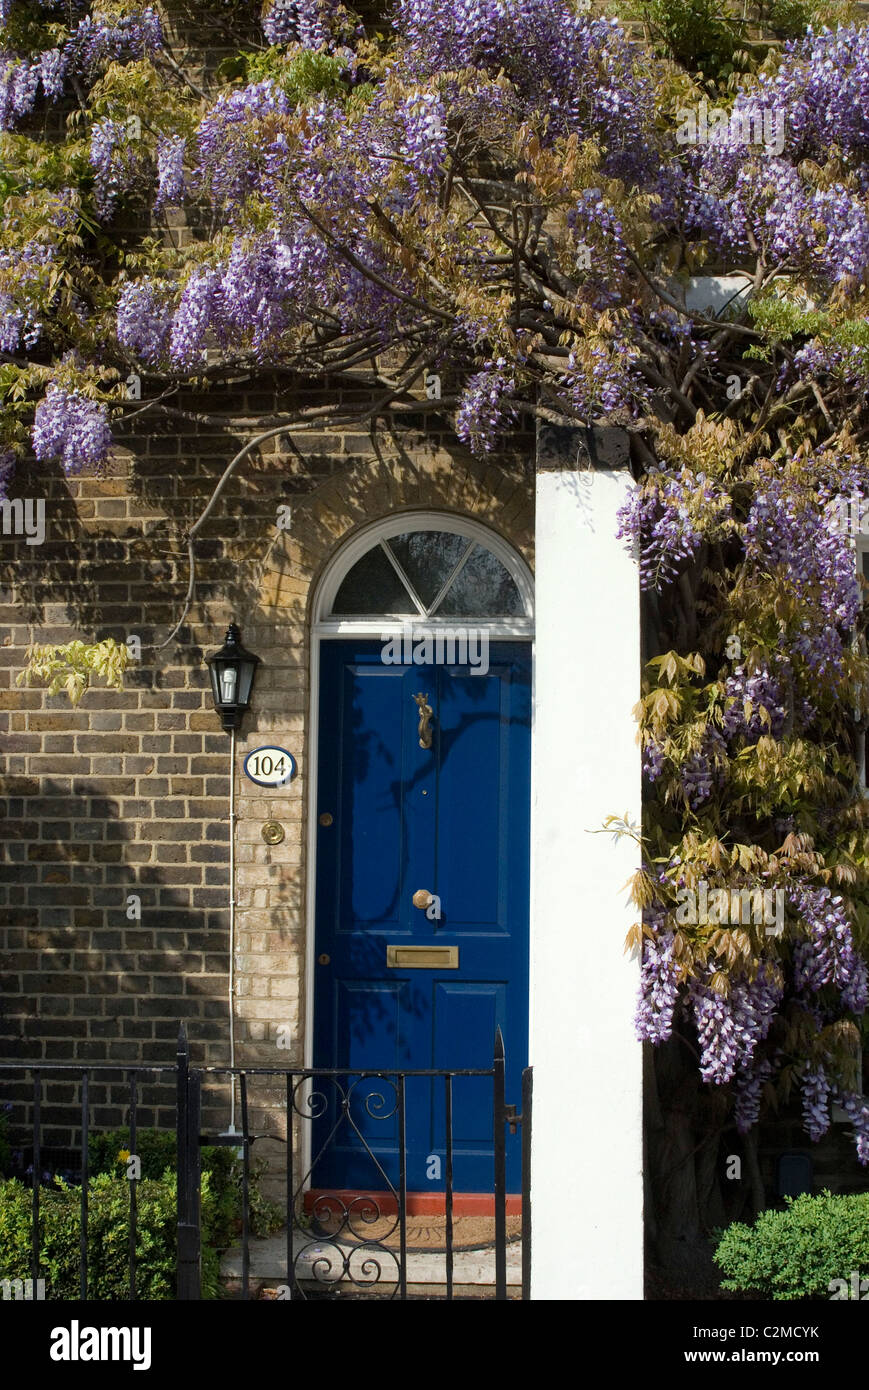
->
[312,512,534,638]
[257,450,534,629]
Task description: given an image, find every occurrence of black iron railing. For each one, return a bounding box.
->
[1,1030,532,1302]
[0,1059,177,1300]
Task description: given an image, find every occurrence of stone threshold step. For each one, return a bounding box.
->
[220,1229,522,1286]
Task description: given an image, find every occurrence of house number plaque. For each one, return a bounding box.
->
[244,746,296,787]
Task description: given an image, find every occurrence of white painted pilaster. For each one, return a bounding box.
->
[529,428,643,1300]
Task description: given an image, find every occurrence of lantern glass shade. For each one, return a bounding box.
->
[206,624,260,731]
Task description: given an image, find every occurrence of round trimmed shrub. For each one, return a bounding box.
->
[714,1190,869,1300]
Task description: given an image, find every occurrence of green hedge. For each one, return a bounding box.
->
[0,1124,284,1300]
[714,1191,869,1300]
[87,1127,282,1246]
[0,1171,220,1300]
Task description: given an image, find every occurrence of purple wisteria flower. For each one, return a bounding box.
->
[263,0,338,49]
[801,1061,831,1142]
[32,386,113,472]
[395,91,447,195]
[89,119,137,218]
[0,7,162,129]
[116,280,173,363]
[688,962,783,1086]
[0,56,40,129]
[65,7,162,80]
[392,0,657,174]
[787,338,869,395]
[722,665,788,742]
[616,471,730,590]
[169,268,225,367]
[745,472,860,676]
[456,362,517,456]
[565,336,649,420]
[37,47,66,101]
[635,927,679,1043]
[195,80,294,219]
[155,135,186,210]
[789,881,869,1012]
[757,25,869,160]
[642,737,665,783]
[734,1057,773,1134]
[834,1088,869,1165]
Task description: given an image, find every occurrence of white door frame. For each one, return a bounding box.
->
[301,510,535,1187]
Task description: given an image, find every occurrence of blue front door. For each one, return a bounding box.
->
[312,639,531,1192]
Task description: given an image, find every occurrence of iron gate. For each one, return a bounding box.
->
[178,1025,532,1300]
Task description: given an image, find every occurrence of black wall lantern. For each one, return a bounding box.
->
[206,623,260,731]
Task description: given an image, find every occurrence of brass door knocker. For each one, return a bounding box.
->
[413,692,433,749]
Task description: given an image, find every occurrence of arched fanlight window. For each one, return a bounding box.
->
[316,519,533,628]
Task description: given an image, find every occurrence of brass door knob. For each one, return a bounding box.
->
[412,890,433,910]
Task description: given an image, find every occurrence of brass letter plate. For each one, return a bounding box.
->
[386,945,459,969]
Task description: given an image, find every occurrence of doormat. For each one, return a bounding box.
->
[309,1211,522,1253]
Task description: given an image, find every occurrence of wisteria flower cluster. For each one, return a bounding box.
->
[194,80,295,219]
[635,925,679,1044]
[757,24,869,161]
[681,150,869,290]
[392,0,657,177]
[722,665,788,742]
[679,727,727,809]
[168,267,225,369]
[393,91,448,196]
[786,337,869,395]
[116,279,173,363]
[744,469,860,676]
[0,189,79,353]
[789,881,869,1013]
[262,0,339,50]
[733,1056,773,1134]
[642,736,665,783]
[0,54,40,129]
[155,134,186,211]
[800,1060,831,1142]
[687,961,784,1086]
[456,362,517,456]
[834,1087,869,1164]
[568,187,630,308]
[89,118,146,218]
[0,7,161,130]
[31,385,112,472]
[565,336,650,422]
[0,238,51,350]
[616,470,730,590]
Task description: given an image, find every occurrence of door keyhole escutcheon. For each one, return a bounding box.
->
[413,692,433,749]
